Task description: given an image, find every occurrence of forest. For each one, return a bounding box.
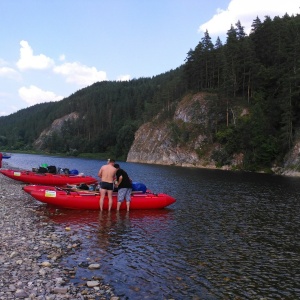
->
[0,13,299,170]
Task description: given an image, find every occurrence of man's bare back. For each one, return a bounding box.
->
[98,164,116,183]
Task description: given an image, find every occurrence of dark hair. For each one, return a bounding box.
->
[107,158,115,163]
[114,163,120,169]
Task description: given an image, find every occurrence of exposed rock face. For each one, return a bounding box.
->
[127,93,216,168]
[174,93,209,125]
[128,91,300,175]
[33,112,79,149]
[127,122,201,167]
[276,131,300,176]
[29,93,300,176]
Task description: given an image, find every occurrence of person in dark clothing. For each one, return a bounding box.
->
[114,164,132,211]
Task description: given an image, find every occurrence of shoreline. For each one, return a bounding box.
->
[0,160,118,299]
[4,151,300,177]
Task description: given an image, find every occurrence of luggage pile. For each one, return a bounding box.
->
[32,164,79,175]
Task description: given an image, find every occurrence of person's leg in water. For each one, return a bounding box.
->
[116,188,126,211]
[117,201,122,211]
[99,188,107,211]
[125,188,131,212]
[107,189,113,211]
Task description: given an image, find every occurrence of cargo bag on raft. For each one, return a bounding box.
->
[47,165,57,174]
[131,182,147,193]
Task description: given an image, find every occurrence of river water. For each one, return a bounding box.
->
[4,153,300,299]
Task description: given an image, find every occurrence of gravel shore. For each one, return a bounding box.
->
[0,160,118,300]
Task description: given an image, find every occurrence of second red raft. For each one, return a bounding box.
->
[0,169,98,186]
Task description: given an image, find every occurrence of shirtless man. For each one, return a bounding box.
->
[98,159,117,211]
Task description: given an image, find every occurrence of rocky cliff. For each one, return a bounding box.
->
[127,93,218,168]
[33,112,79,150]
[31,92,300,176]
[127,92,300,176]
[277,130,300,176]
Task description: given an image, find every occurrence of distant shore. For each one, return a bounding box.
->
[2,150,122,161]
[3,150,300,178]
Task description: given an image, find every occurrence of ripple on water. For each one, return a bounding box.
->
[12,153,300,299]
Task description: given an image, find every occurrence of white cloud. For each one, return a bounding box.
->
[59,54,66,61]
[199,0,300,37]
[18,85,64,106]
[53,62,107,86]
[16,40,54,71]
[0,66,21,81]
[0,59,21,80]
[117,74,131,81]
[15,41,107,90]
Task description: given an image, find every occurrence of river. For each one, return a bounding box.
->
[4,153,300,299]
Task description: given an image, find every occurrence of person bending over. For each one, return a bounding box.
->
[114,163,132,211]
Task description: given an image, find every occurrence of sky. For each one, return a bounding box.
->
[0,0,299,116]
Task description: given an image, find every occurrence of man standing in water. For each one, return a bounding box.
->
[114,163,132,211]
[98,159,117,211]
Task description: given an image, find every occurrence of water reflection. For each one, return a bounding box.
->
[48,208,181,299]
[46,171,300,300]
[49,208,174,227]
[8,154,300,299]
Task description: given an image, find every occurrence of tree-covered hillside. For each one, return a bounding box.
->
[183,13,300,170]
[0,13,299,170]
[0,69,186,159]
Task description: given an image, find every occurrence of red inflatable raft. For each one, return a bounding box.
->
[23,185,176,210]
[0,169,97,186]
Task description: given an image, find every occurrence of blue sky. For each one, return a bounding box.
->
[0,0,299,116]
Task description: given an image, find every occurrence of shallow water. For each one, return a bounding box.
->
[6,153,300,299]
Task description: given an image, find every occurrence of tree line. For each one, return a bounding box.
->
[184,13,300,170]
[0,13,299,170]
[0,71,186,160]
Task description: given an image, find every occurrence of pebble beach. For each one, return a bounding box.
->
[0,160,118,300]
